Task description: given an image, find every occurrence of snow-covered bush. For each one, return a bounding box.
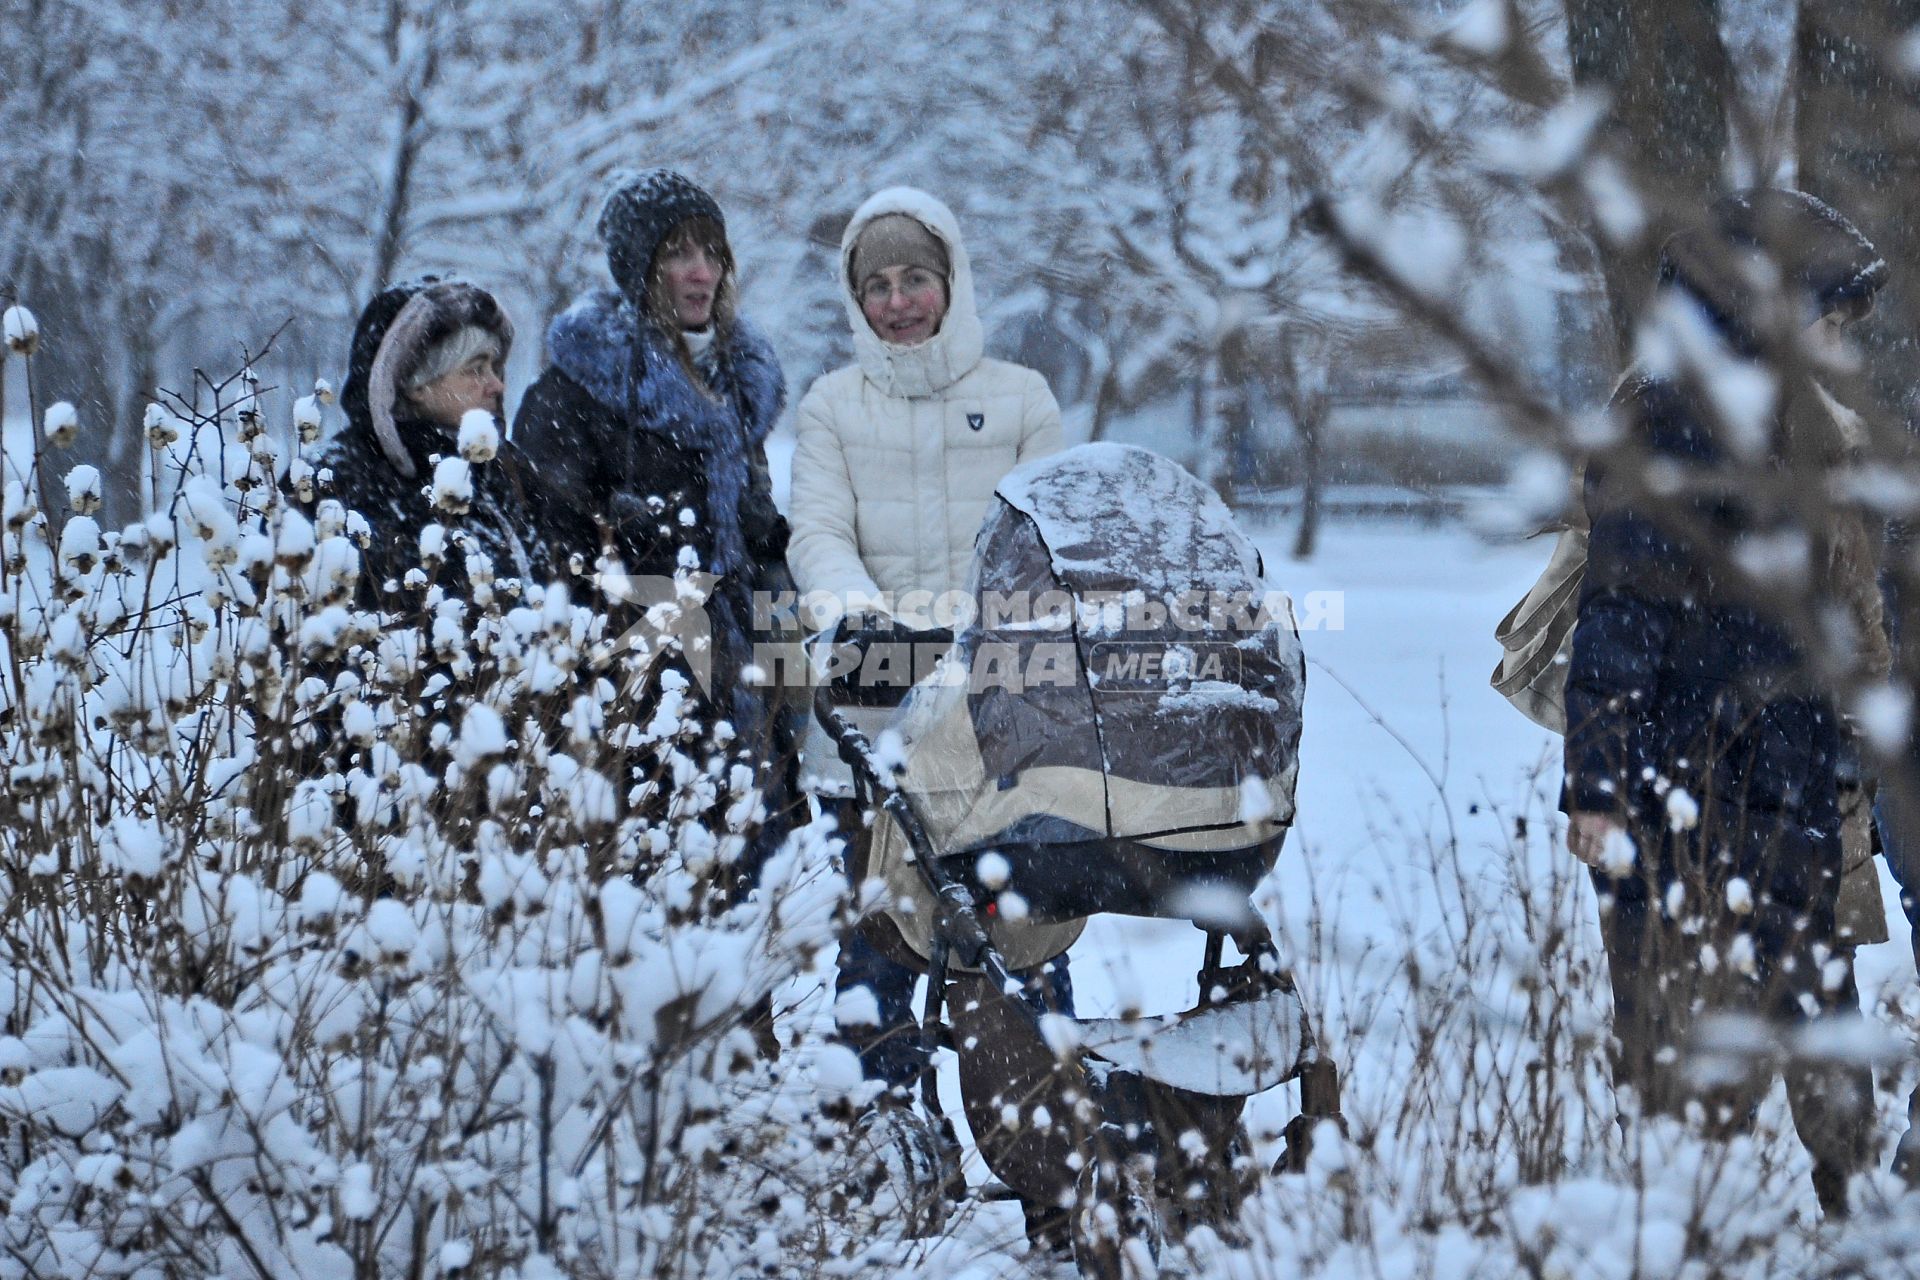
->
[0,348,878,1278]
[1152,769,1920,1280]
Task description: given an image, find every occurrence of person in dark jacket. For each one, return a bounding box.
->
[303,277,585,606]
[1564,189,1890,1215]
[513,168,801,882]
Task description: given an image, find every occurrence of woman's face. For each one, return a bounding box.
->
[659,239,722,330]
[411,351,505,427]
[859,265,948,347]
[1804,306,1863,369]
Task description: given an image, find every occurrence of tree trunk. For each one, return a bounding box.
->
[1292,407,1323,560]
[1087,365,1122,444]
[1213,374,1253,507]
[1190,354,1215,489]
[362,0,436,307]
[1795,0,1920,429]
[1565,0,1733,354]
[1795,0,1920,877]
[105,315,158,527]
[29,284,120,512]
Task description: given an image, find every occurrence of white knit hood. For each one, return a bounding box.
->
[840,187,986,399]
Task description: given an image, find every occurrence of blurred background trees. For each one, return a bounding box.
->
[2,0,1913,548]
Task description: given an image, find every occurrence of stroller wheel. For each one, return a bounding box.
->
[1072,1152,1163,1280]
[839,1104,954,1240]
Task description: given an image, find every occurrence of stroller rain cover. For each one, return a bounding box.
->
[868,444,1306,969]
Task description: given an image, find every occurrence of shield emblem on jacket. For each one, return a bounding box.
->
[967,413,985,431]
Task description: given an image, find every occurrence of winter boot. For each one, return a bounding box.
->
[1894,1078,1920,1189]
[1812,1162,1851,1220]
[840,1099,953,1239]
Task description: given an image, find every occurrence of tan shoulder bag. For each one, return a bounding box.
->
[1490,523,1587,734]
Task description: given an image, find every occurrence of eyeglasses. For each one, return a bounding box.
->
[860,268,943,306]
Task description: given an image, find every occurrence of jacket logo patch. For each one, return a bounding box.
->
[967,413,985,431]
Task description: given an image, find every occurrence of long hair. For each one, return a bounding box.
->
[643,216,737,391]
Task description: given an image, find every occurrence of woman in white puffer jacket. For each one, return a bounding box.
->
[789,187,1062,621]
[789,187,1069,1103]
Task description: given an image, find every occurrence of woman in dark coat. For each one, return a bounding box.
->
[513,169,799,879]
[1564,189,1889,1214]
[304,277,585,605]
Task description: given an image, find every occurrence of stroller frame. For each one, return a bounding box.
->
[817,688,1344,1274]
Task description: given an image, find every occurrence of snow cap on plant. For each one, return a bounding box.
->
[144,403,181,448]
[457,409,499,463]
[64,465,101,515]
[313,498,346,539]
[5,479,36,528]
[302,535,360,605]
[287,457,316,505]
[432,457,473,514]
[293,394,324,444]
[456,702,509,768]
[236,368,265,439]
[43,401,78,447]
[275,509,316,567]
[3,304,39,356]
[59,516,101,574]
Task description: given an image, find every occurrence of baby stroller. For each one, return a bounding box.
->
[815,444,1343,1276]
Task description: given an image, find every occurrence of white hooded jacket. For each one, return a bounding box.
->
[788,188,1062,618]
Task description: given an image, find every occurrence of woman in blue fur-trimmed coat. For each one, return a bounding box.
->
[514,169,800,885]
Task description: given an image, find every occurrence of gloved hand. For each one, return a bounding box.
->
[741,490,790,563]
[836,612,955,652]
[823,613,957,709]
[601,489,688,569]
[606,489,663,533]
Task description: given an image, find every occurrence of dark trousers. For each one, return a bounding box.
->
[826,794,1076,1091]
[1874,791,1920,958]
[1590,864,1874,1179]
[834,926,1076,1092]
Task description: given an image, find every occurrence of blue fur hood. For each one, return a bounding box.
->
[545,289,784,448]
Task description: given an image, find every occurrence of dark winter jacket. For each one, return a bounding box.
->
[1564,189,1889,917]
[513,290,789,747]
[300,279,589,608]
[1564,376,1844,911]
[514,170,802,882]
[513,289,788,580]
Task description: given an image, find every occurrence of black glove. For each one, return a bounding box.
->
[740,489,789,563]
[606,489,662,532]
[827,615,957,708]
[602,489,693,571]
[834,613,955,651]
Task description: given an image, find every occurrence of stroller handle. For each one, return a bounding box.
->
[812,686,1021,992]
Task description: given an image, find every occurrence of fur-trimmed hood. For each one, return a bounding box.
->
[339,278,513,480]
[839,187,986,399]
[545,288,783,450]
